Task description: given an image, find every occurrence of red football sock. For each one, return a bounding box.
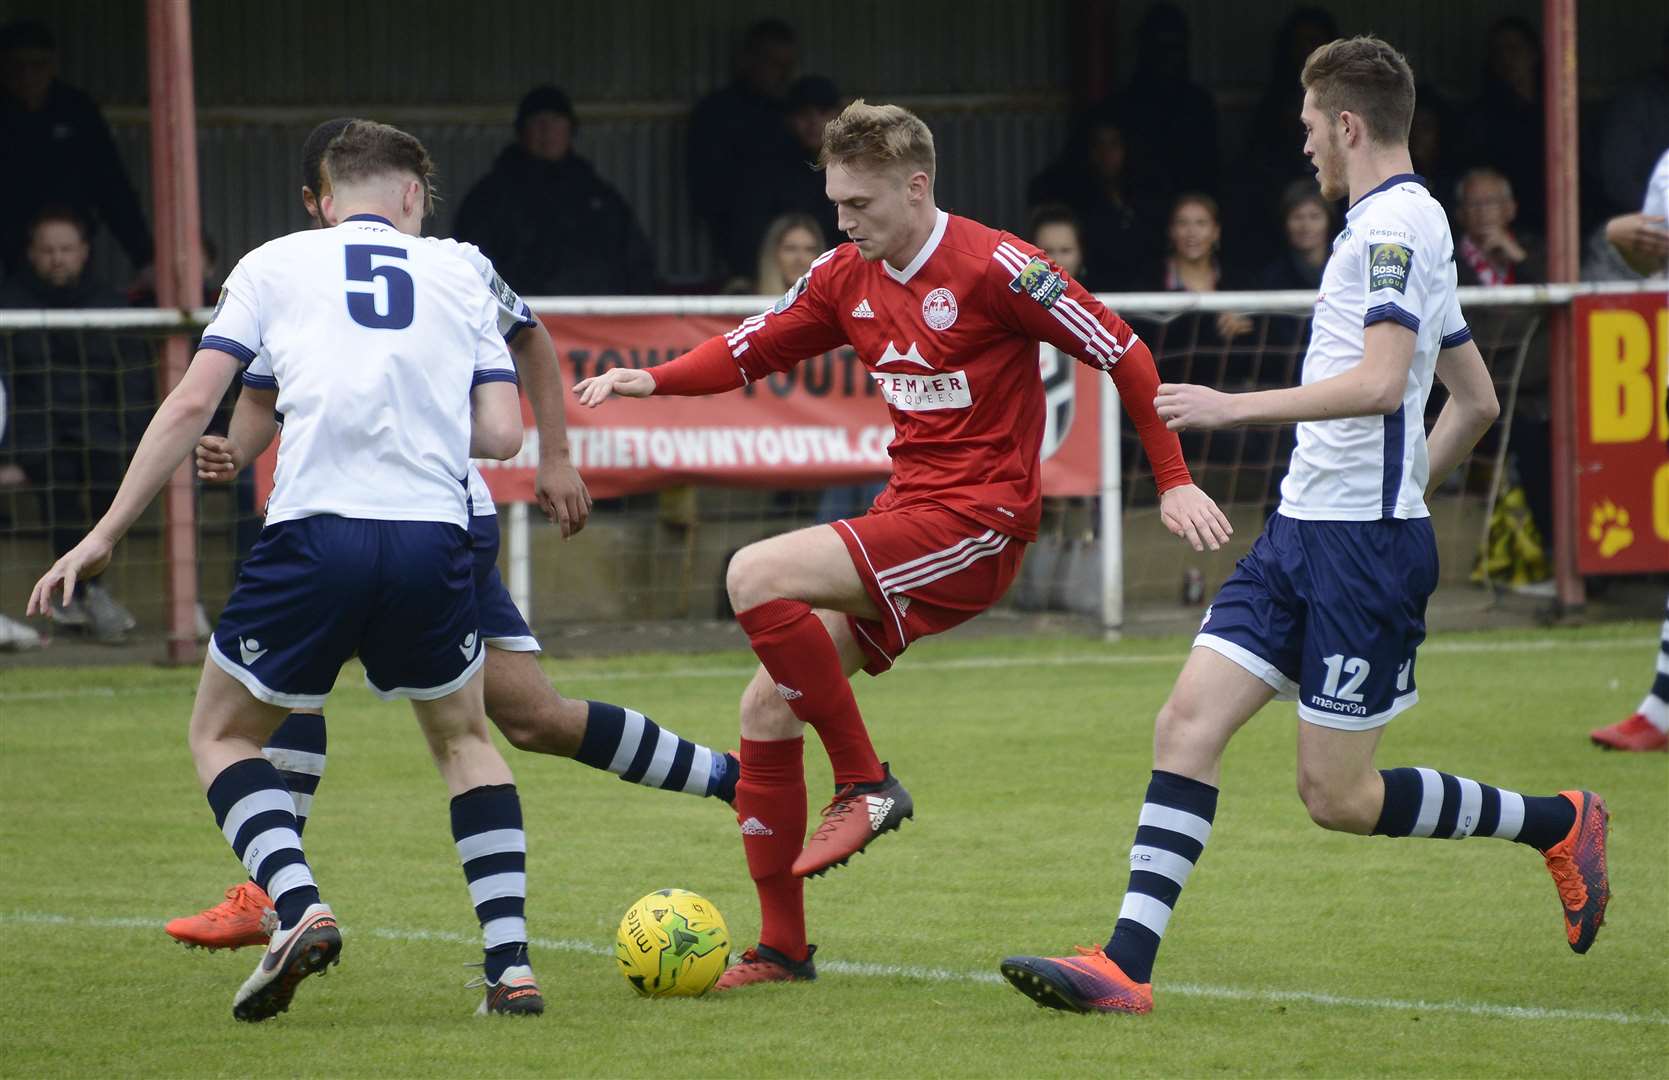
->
[736,736,809,961]
[736,599,884,786]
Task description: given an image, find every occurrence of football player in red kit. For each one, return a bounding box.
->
[574,100,1232,989]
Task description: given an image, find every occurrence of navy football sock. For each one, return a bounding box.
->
[575,700,732,799]
[1373,768,1576,850]
[207,758,320,930]
[1105,771,1218,984]
[262,711,326,835]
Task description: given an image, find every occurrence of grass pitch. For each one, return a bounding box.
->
[1,624,1665,1077]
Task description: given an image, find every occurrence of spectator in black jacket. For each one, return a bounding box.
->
[1107,4,1219,201]
[1028,111,1162,293]
[1459,18,1546,227]
[454,86,657,296]
[1255,180,1334,291]
[687,18,802,278]
[1230,7,1339,255]
[725,75,843,285]
[0,19,152,280]
[0,206,149,640]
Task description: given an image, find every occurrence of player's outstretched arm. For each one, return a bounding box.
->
[573,365,659,406]
[29,349,241,614]
[1157,322,1416,430]
[1425,338,1499,496]
[510,319,591,537]
[470,380,524,460]
[195,386,278,483]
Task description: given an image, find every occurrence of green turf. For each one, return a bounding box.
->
[1,624,1665,1077]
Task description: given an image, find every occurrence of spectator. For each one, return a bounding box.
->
[1030,205,1086,280]
[1601,147,1669,279]
[1109,3,1218,203]
[0,206,149,640]
[1256,180,1334,291]
[1454,167,1545,287]
[128,233,220,307]
[1599,29,1669,219]
[687,18,802,278]
[1408,92,1460,223]
[746,212,825,296]
[1028,112,1161,292]
[454,85,657,296]
[1232,7,1339,253]
[1460,17,1546,227]
[1014,207,1098,614]
[0,375,41,650]
[729,75,843,278]
[0,19,152,281]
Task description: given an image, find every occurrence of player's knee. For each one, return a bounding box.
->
[725,543,781,613]
[740,672,799,740]
[489,694,582,756]
[1153,695,1214,760]
[1296,769,1374,833]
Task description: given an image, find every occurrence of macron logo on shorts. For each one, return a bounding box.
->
[459,632,478,661]
[238,637,268,665]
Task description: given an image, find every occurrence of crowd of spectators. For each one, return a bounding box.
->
[2,8,1667,639]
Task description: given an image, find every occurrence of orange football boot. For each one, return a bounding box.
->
[1590,714,1668,752]
[166,882,276,950]
[1541,790,1610,954]
[1000,946,1154,1014]
[712,944,817,991]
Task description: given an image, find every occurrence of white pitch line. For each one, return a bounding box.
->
[0,634,1646,702]
[3,911,1663,1027]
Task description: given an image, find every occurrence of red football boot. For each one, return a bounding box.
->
[1590,714,1669,752]
[791,764,912,878]
[712,944,817,991]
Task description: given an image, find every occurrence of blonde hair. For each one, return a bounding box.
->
[816,99,935,183]
[754,213,826,296]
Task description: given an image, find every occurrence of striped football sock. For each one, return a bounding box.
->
[451,783,528,983]
[1636,597,1669,733]
[206,757,320,930]
[261,711,326,835]
[1104,770,1218,985]
[1373,768,1576,850]
[575,701,736,800]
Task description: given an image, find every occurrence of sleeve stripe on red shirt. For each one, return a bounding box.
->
[993,240,1130,368]
[1055,296,1130,358]
[991,242,1027,276]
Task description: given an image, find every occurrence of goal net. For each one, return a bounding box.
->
[0,288,1579,652]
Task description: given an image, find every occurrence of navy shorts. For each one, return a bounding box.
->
[1194,513,1439,730]
[210,516,482,706]
[468,513,540,653]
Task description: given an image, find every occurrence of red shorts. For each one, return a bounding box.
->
[832,506,1026,675]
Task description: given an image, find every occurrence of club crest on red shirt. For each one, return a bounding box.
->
[921,287,958,331]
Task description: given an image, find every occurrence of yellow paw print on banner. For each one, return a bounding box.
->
[1587,500,1634,558]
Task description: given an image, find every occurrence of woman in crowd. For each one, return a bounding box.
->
[1256,180,1334,291]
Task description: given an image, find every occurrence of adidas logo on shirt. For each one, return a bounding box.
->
[775,682,804,701]
[739,817,774,836]
[867,795,896,831]
[851,298,875,319]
